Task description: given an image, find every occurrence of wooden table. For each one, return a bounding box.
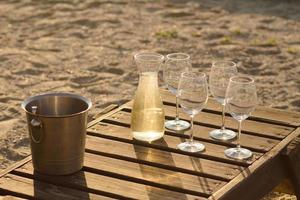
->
[0,90,300,200]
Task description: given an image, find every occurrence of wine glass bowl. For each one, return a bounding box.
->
[177,72,208,153]
[224,75,257,160]
[163,53,191,131]
[209,61,237,141]
[226,76,257,120]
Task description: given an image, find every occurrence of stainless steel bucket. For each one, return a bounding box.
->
[21,92,92,175]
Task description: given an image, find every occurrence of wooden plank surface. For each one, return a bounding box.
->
[162,104,294,139]
[0,174,108,200]
[13,161,204,200]
[87,123,262,166]
[123,103,294,140]
[85,134,243,181]
[160,89,300,127]
[83,153,225,195]
[103,111,280,153]
[10,153,225,197]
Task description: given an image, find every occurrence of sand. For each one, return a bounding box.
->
[0,0,299,199]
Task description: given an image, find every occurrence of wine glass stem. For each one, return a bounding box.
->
[175,95,179,123]
[190,115,194,143]
[221,104,226,130]
[237,120,242,149]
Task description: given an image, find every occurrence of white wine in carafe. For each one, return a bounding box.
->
[131,72,165,142]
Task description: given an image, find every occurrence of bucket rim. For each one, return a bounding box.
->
[21,92,92,118]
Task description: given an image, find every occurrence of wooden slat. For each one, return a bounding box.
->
[87,123,261,166]
[85,133,243,181]
[160,89,300,127]
[165,106,294,139]
[104,111,279,153]
[122,103,294,140]
[92,104,119,119]
[0,156,31,178]
[246,107,300,127]
[164,104,294,139]
[209,127,300,200]
[13,162,203,200]
[87,102,130,129]
[86,153,224,196]
[0,174,108,200]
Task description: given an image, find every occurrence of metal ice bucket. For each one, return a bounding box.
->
[21,92,92,175]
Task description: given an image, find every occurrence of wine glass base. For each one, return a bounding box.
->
[165,120,190,131]
[209,129,236,141]
[177,141,205,153]
[225,147,252,160]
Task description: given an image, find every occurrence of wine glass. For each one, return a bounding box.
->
[225,75,257,159]
[163,53,191,131]
[209,61,237,141]
[177,72,208,152]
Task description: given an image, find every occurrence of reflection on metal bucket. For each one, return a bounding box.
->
[21,93,92,175]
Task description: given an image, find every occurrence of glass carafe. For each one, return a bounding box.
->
[131,52,165,142]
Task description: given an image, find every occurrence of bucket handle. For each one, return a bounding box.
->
[30,106,43,144]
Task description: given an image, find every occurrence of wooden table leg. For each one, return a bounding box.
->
[282,135,300,199]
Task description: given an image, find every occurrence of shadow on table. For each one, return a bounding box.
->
[33,170,90,199]
[133,138,188,200]
[189,156,212,192]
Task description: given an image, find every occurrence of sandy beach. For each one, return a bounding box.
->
[0,0,299,199]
